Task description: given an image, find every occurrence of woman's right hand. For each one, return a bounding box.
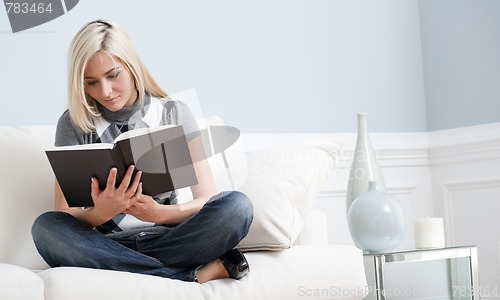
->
[90,165,143,223]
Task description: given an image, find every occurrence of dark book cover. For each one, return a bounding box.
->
[46,125,197,207]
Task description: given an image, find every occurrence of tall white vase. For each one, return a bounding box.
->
[345,113,385,215]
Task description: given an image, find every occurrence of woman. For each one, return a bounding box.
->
[31,19,253,283]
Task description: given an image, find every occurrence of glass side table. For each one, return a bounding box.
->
[363,246,480,300]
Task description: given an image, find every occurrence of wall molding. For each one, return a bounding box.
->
[240,132,430,168]
[240,122,500,166]
[442,179,500,246]
[428,122,500,165]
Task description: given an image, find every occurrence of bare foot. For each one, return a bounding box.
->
[196,259,229,283]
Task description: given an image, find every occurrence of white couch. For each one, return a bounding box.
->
[0,124,367,300]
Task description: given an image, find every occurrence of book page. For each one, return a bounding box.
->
[114,125,178,143]
[46,143,113,151]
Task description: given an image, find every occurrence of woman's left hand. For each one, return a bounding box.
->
[124,195,163,223]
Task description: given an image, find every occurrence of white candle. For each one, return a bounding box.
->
[414,217,445,249]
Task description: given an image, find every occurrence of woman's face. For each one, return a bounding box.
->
[83,51,137,112]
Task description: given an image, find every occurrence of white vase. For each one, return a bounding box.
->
[347,181,406,252]
[345,113,385,215]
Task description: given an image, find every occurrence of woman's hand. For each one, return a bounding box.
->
[124,195,163,223]
[90,165,142,222]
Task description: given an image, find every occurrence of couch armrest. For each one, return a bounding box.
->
[293,209,328,246]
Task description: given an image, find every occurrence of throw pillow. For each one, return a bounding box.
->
[235,138,343,251]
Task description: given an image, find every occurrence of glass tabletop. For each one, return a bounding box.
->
[363,245,477,263]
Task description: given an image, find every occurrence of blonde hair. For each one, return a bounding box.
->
[68,19,168,132]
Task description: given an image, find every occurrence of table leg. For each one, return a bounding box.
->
[470,247,480,300]
[374,255,386,300]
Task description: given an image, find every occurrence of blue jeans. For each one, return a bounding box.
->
[31,191,253,282]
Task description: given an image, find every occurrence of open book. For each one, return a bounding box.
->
[46,125,197,207]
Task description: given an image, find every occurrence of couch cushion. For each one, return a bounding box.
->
[0,126,55,270]
[0,264,44,300]
[38,245,367,300]
[235,138,343,251]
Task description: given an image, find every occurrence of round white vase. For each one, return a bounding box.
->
[345,113,385,215]
[347,181,406,252]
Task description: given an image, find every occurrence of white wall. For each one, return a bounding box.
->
[326,123,500,299]
[429,123,500,298]
[0,0,427,133]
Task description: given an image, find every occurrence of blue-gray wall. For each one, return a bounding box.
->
[0,1,498,133]
[419,0,500,131]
